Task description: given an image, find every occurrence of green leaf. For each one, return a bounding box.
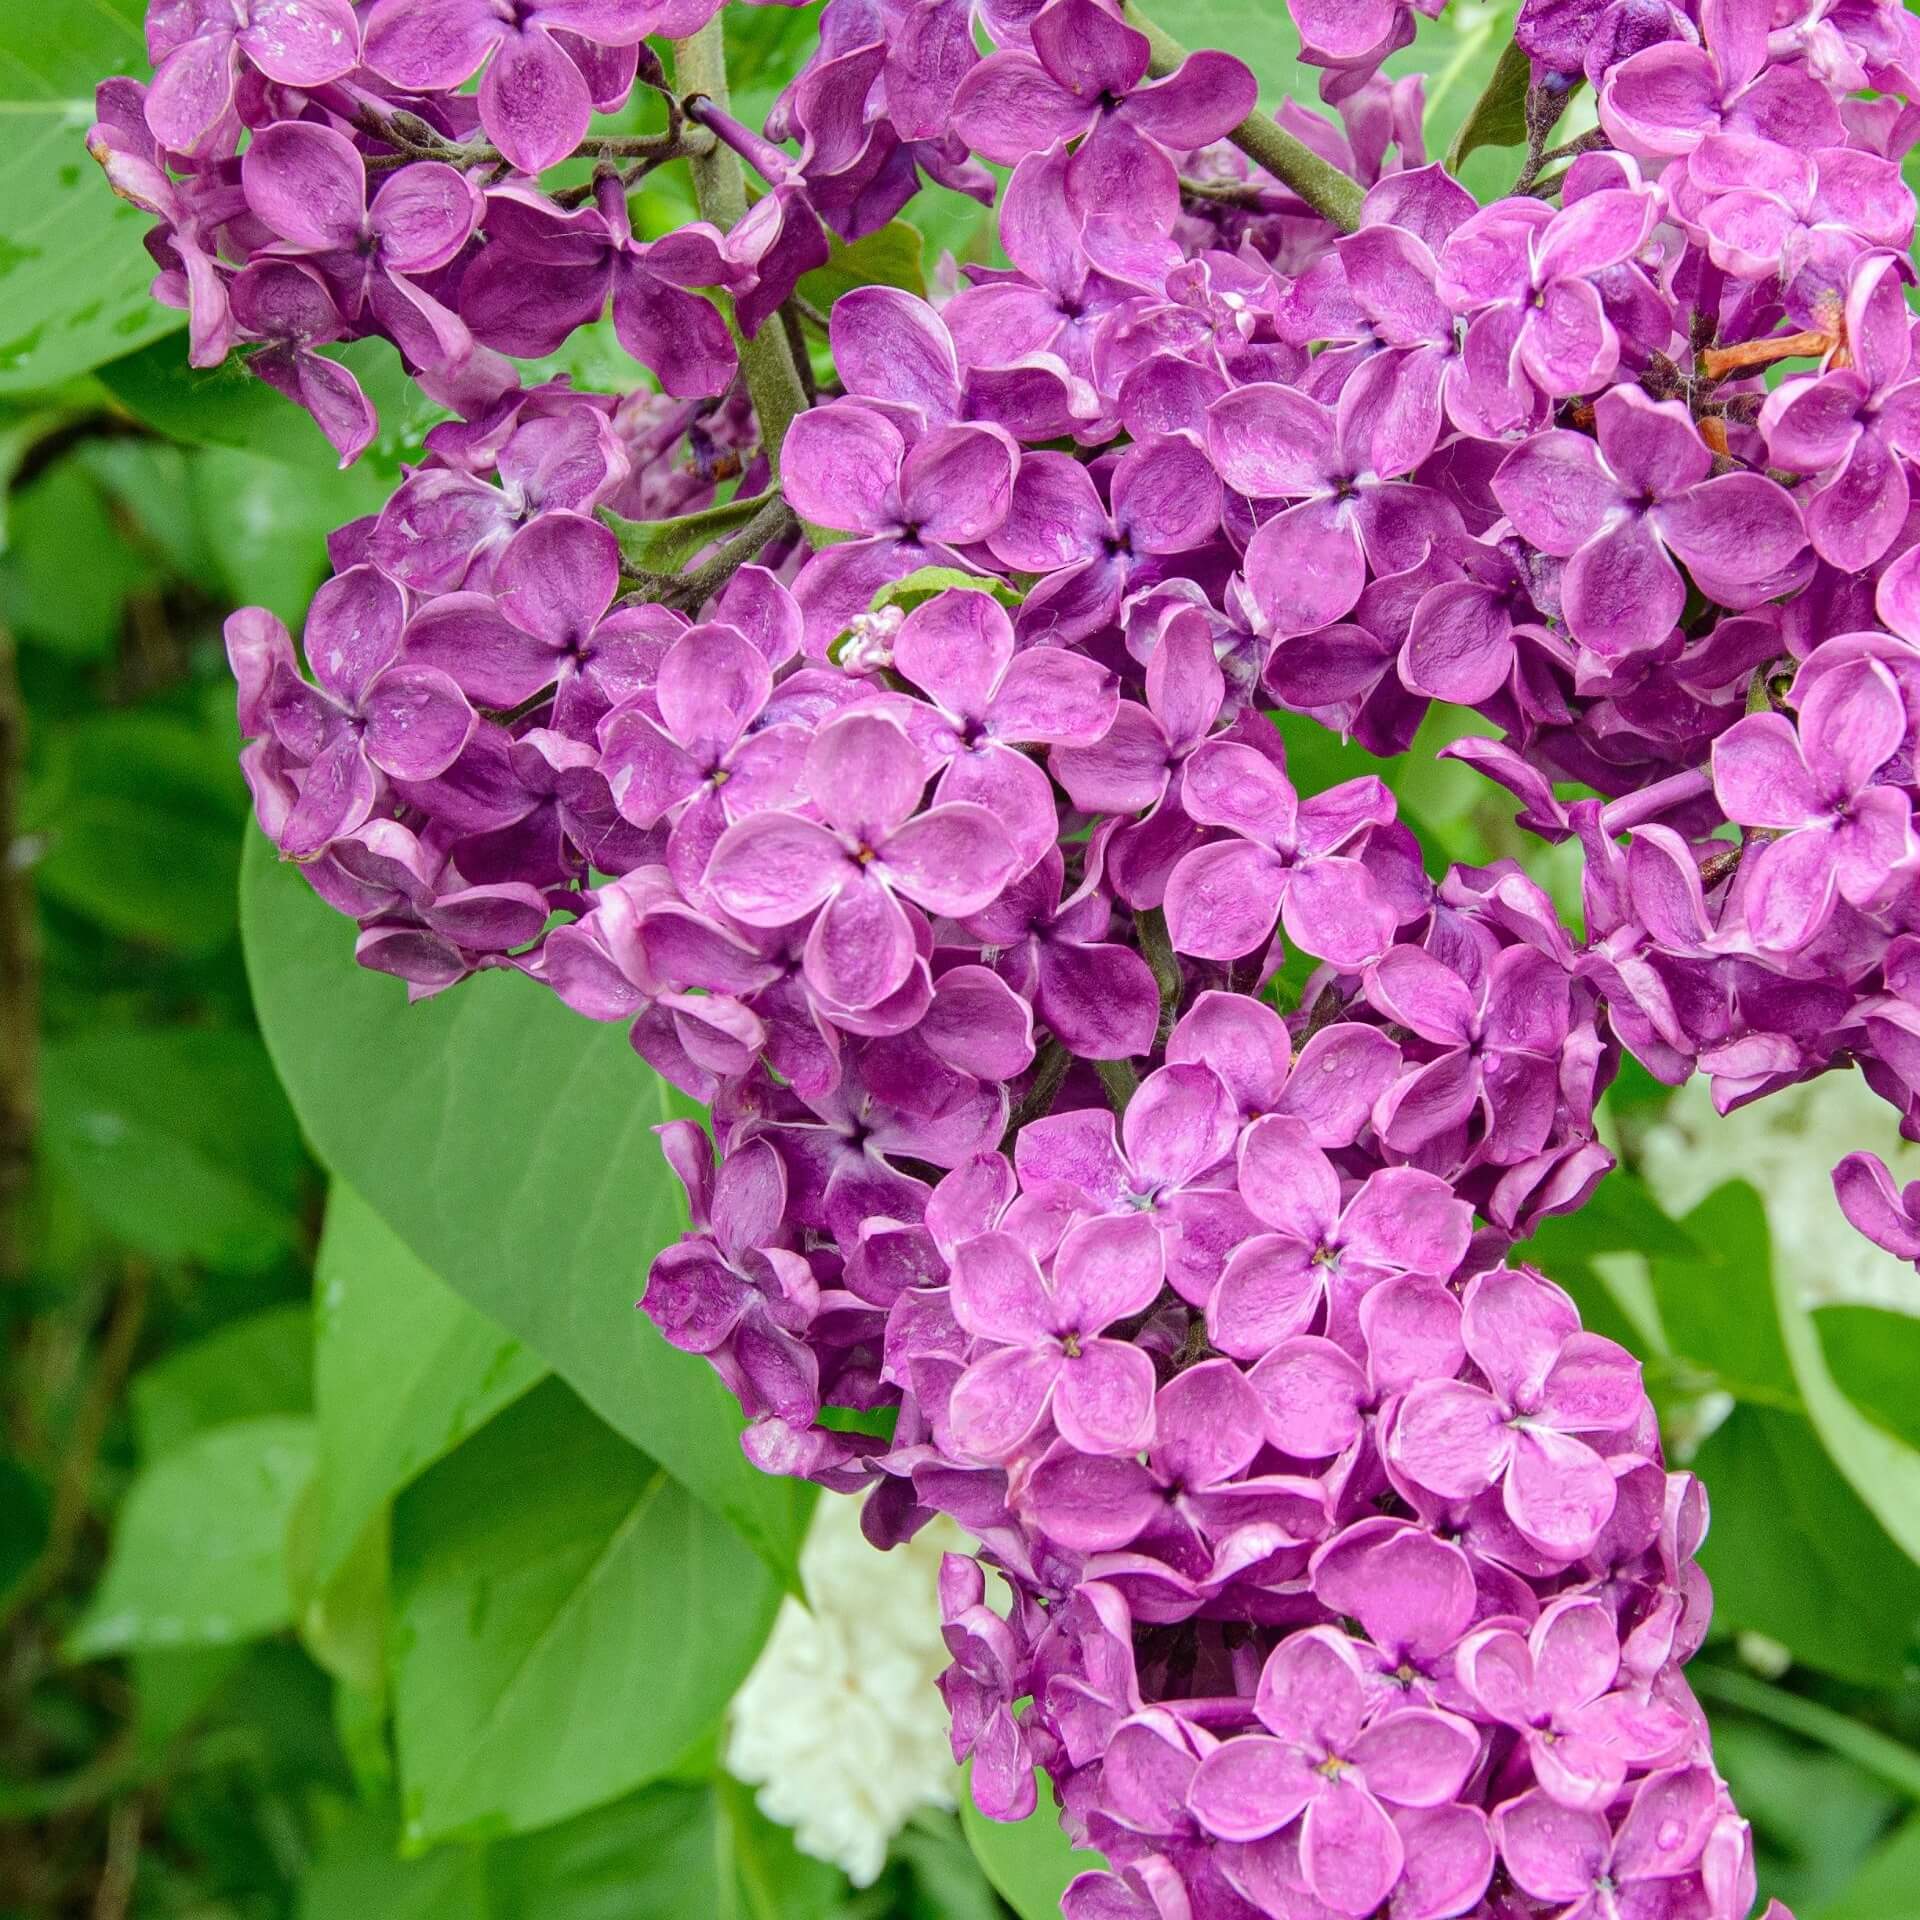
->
[389,1378,779,1843]
[190,445,392,631]
[798,218,927,309]
[599,487,774,575]
[240,828,810,1578]
[313,1183,545,1587]
[960,1770,1102,1920]
[1631,1183,1920,1678]
[302,1775,848,1920]
[300,1801,489,1920]
[0,1456,50,1596]
[1148,0,1321,106]
[0,450,158,658]
[1813,1304,1920,1454]
[67,1416,317,1659]
[39,1026,307,1270]
[24,707,250,948]
[1444,37,1534,171]
[1816,1815,1920,1920]
[1650,1183,1798,1407]
[870,567,1023,615]
[0,0,185,391]
[131,1304,313,1460]
[1692,1404,1920,1688]
[1705,1711,1904,1917]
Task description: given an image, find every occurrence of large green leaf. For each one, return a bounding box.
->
[39,1026,306,1270]
[0,449,159,657]
[1815,1815,1920,1920]
[24,706,251,949]
[0,0,182,391]
[389,1377,780,1843]
[312,1183,545,1586]
[300,1777,845,1920]
[1813,1304,1920,1455]
[960,1771,1101,1920]
[240,827,810,1578]
[67,1416,318,1660]
[1691,1405,1920,1689]
[131,1304,313,1460]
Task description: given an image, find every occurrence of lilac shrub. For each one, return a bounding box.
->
[91,0,1920,1910]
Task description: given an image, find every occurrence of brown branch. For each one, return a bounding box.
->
[0,1263,151,1632]
[1699,329,1834,380]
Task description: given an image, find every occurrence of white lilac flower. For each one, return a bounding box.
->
[726,1495,960,1884]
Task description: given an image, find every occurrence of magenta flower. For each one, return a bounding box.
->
[1598,0,1843,161]
[145,0,360,154]
[783,403,1019,650]
[959,845,1162,1063]
[1185,1627,1479,1915]
[1166,991,1403,1145]
[705,709,1018,1011]
[1761,251,1920,572]
[1013,1062,1251,1305]
[88,79,238,367]
[759,1040,1007,1239]
[227,263,378,467]
[369,400,630,595]
[402,511,667,737]
[643,1133,820,1425]
[986,439,1223,647]
[1832,1150,1920,1263]
[947,1212,1165,1461]
[1024,1357,1265,1552]
[459,180,740,397]
[1456,1596,1690,1808]
[227,567,475,858]
[596,622,811,893]
[950,0,1254,229]
[1248,1272,1466,1464]
[1163,740,1398,966]
[1208,1116,1472,1362]
[1307,1515,1478,1703]
[1051,622,1224,823]
[363,0,654,173]
[1710,654,1915,952]
[241,121,479,373]
[1493,387,1808,660]
[890,588,1119,870]
[1362,941,1573,1162]
[1494,1764,1722,1913]
[1386,1267,1648,1560]
[1692,139,1913,307]
[1208,357,1462,638]
[1437,186,1659,414]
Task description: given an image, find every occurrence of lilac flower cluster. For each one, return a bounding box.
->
[92,0,1920,1910]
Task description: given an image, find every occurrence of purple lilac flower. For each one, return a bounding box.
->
[1492,386,1808,661]
[363,0,654,173]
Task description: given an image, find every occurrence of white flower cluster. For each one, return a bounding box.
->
[1640,1071,1920,1311]
[726,1493,961,1884]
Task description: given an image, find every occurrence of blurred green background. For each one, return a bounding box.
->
[4,3,1920,1917]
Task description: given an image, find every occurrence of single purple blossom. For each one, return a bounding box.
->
[1185,1626,1479,1915]
[705,709,1019,1011]
[1492,387,1809,660]
[947,1212,1166,1460]
[1386,1267,1647,1561]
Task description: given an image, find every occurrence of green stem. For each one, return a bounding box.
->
[1137,905,1182,1044]
[670,23,811,472]
[1127,7,1364,232]
[1690,1663,1920,1803]
[1096,1057,1141,1115]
